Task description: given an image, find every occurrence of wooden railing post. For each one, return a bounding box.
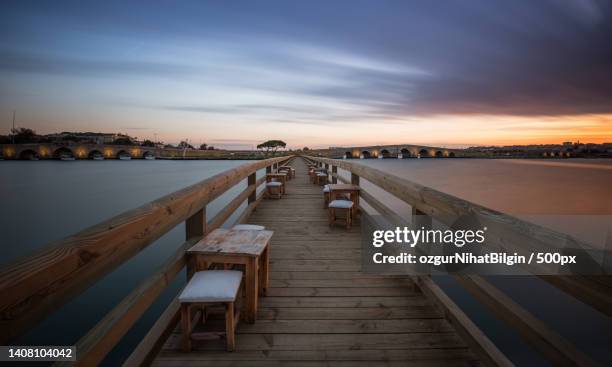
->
[351,172,360,186]
[185,207,206,279]
[185,207,206,240]
[332,165,338,184]
[247,172,256,204]
[266,164,272,174]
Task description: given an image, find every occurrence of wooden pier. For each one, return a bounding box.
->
[0,155,608,366]
[152,158,480,366]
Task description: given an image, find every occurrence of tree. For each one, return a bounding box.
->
[112,137,133,145]
[257,140,287,155]
[303,147,309,151]
[178,141,194,149]
[199,143,208,150]
[141,139,155,147]
[207,146,215,150]
[61,134,79,142]
[11,127,38,143]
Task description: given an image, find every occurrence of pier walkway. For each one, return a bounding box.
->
[152,158,479,366]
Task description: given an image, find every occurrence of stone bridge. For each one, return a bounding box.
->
[311,144,476,159]
[1,143,160,160]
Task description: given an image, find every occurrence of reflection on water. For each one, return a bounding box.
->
[356,158,612,215]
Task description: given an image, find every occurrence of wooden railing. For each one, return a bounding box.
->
[0,155,294,366]
[305,156,605,367]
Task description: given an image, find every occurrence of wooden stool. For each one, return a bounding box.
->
[316,173,328,185]
[328,199,354,229]
[266,181,283,199]
[278,167,291,180]
[179,270,243,352]
[323,185,330,208]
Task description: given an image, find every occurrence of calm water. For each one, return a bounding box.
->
[1,158,611,365]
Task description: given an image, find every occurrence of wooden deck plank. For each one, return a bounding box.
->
[152,158,479,366]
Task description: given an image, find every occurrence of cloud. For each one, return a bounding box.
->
[1,0,612,134]
[0,51,195,77]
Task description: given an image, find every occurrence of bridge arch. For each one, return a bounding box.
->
[400,148,411,158]
[142,151,155,159]
[19,149,39,160]
[361,150,371,159]
[116,150,130,159]
[435,150,444,158]
[449,152,456,158]
[344,151,353,159]
[418,148,429,157]
[88,150,104,159]
[380,149,391,158]
[53,147,74,159]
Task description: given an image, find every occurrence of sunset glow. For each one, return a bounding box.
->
[1,1,611,148]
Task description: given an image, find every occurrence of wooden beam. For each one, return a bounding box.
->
[416,276,514,367]
[121,297,181,367]
[58,239,196,367]
[207,185,255,231]
[236,190,266,225]
[454,275,600,367]
[359,189,404,227]
[247,173,257,204]
[185,207,206,240]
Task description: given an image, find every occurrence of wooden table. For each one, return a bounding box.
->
[267,173,288,194]
[187,228,273,323]
[328,184,360,217]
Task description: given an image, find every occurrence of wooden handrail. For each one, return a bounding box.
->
[0,155,292,345]
[308,156,603,367]
[306,156,611,315]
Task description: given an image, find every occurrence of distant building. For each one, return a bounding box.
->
[45,132,122,144]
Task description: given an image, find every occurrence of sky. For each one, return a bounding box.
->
[1,0,611,149]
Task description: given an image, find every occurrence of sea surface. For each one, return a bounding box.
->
[1,158,611,365]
